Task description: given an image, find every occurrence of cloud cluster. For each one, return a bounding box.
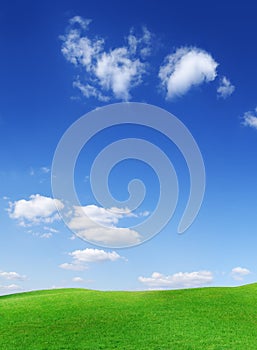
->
[68,205,141,246]
[217,76,235,99]
[62,17,235,102]
[242,107,257,130]
[0,269,27,294]
[8,194,63,226]
[59,248,124,271]
[159,47,218,99]
[8,194,141,244]
[138,270,213,289]
[61,17,152,100]
[231,267,251,281]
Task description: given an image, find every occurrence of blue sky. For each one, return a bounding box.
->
[1,0,257,293]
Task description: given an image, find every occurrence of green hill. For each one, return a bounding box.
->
[1,284,257,349]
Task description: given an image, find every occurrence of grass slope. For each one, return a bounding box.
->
[0,284,257,349]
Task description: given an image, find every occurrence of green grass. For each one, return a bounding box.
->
[1,284,257,349]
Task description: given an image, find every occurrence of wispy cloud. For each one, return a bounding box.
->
[61,17,152,101]
[138,270,213,289]
[159,47,218,99]
[217,76,235,98]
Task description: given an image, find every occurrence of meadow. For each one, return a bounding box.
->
[0,284,257,349]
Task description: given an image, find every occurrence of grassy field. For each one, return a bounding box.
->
[0,284,257,349]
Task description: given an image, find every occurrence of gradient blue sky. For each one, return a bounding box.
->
[1,0,257,294]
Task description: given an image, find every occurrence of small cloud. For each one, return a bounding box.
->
[69,16,91,30]
[217,76,235,99]
[138,270,213,289]
[40,233,52,239]
[43,226,59,234]
[0,271,27,281]
[40,167,50,174]
[70,248,123,263]
[59,263,88,271]
[159,47,218,99]
[69,234,77,240]
[231,267,251,281]
[242,107,257,130]
[0,284,23,292]
[72,277,84,283]
[60,248,125,272]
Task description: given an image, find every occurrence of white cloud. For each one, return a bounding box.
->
[70,248,123,263]
[231,267,251,281]
[72,277,84,283]
[94,48,145,100]
[73,79,109,101]
[61,17,152,100]
[61,25,103,67]
[242,107,257,130]
[69,16,91,30]
[0,271,27,281]
[43,226,59,233]
[217,76,235,98]
[0,284,23,292]
[59,263,88,271]
[40,166,50,174]
[8,194,63,226]
[138,270,213,289]
[159,47,218,99]
[127,26,152,58]
[68,205,141,246]
[60,248,124,272]
[40,233,52,239]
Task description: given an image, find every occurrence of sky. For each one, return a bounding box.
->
[1,0,257,294]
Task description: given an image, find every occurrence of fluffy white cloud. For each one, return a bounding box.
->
[0,271,26,281]
[138,270,213,289]
[217,76,235,98]
[61,17,152,100]
[242,107,257,130]
[94,48,145,100]
[8,194,63,226]
[68,205,141,246]
[60,248,124,272]
[231,267,251,281]
[159,47,218,99]
[70,248,122,263]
